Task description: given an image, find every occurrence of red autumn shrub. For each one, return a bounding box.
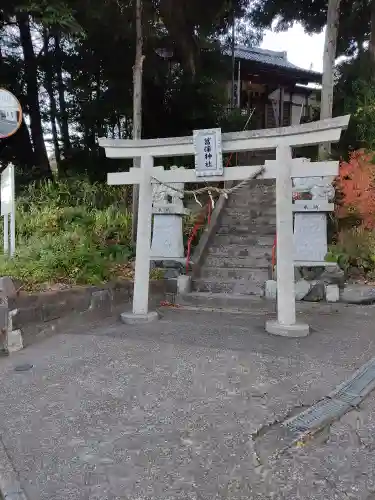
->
[336,150,375,229]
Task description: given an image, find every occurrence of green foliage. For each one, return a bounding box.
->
[335,55,375,152]
[19,1,81,31]
[346,80,375,151]
[150,267,165,280]
[18,177,129,210]
[218,108,255,133]
[0,179,134,289]
[326,227,375,275]
[1,0,255,180]
[250,0,372,59]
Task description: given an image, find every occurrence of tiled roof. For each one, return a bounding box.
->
[222,45,321,79]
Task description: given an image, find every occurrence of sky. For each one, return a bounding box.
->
[261,24,325,73]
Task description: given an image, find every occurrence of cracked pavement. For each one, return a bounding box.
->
[0,303,375,499]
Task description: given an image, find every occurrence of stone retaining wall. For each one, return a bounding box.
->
[2,280,169,352]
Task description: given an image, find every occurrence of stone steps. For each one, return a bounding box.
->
[177,292,269,310]
[208,244,273,258]
[193,278,265,295]
[217,224,276,236]
[221,213,276,226]
[191,179,276,298]
[212,234,275,246]
[227,193,276,208]
[230,181,275,199]
[200,266,270,282]
[224,207,276,217]
[205,255,271,268]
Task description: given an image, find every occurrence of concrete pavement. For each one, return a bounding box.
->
[0,303,375,499]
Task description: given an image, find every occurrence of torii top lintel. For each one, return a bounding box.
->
[98,115,350,159]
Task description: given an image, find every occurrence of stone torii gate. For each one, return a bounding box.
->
[99,115,349,337]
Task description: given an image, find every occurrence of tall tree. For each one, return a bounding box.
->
[319,0,341,158]
[1,0,256,182]
[54,33,71,154]
[250,0,375,61]
[370,0,375,66]
[43,29,61,166]
[17,12,52,178]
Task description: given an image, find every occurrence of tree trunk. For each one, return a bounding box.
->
[96,72,104,139]
[231,14,235,108]
[319,0,341,159]
[131,0,144,244]
[369,0,375,68]
[43,30,61,168]
[0,116,35,174]
[117,116,122,139]
[17,12,52,178]
[54,34,71,154]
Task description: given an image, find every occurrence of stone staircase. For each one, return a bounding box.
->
[191,179,276,298]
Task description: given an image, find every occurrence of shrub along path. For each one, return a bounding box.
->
[0,178,134,290]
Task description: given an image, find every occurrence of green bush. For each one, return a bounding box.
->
[0,178,134,289]
[18,176,129,211]
[326,227,375,275]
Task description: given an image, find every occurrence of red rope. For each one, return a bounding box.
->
[207,201,212,225]
[186,203,209,271]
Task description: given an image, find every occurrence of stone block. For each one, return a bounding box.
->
[177,275,191,295]
[40,291,90,321]
[294,213,328,262]
[151,213,185,260]
[163,268,180,279]
[7,329,23,353]
[41,302,67,322]
[319,266,345,287]
[0,304,8,330]
[0,276,17,299]
[12,307,43,329]
[263,279,314,300]
[294,267,303,282]
[7,308,17,332]
[300,267,325,281]
[162,260,185,270]
[265,279,277,299]
[303,281,325,302]
[341,285,375,305]
[165,279,177,294]
[89,290,112,311]
[112,281,132,304]
[295,279,311,300]
[325,284,340,303]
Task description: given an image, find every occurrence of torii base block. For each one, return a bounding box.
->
[121,311,159,325]
[265,320,310,338]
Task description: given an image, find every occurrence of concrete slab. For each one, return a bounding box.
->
[120,310,159,324]
[0,303,374,499]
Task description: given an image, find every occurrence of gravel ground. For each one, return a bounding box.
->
[0,304,374,499]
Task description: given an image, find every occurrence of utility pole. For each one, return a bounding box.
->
[131,0,144,243]
[319,0,341,159]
